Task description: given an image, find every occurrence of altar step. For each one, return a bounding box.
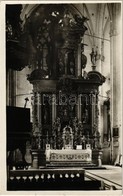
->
[46,162,96,167]
[46,162,106,169]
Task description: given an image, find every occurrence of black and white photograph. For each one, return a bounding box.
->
[0,1,122,194]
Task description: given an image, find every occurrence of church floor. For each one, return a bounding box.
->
[85,165,122,190]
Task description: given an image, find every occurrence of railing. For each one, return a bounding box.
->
[9,168,85,179]
[7,167,120,190]
[8,168,86,190]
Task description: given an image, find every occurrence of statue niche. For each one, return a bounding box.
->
[67,50,75,76]
[62,125,73,149]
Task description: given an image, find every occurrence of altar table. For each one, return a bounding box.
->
[46,149,92,164]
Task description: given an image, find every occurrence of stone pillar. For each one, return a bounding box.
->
[92,90,103,166]
[110,3,122,163]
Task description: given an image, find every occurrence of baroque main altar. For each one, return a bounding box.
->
[25,5,106,169]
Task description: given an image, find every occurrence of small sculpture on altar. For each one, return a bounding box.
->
[42,99,50,124]
[53,117,61,129]
[52,117,62,149]
[78,121,83,129]
[81,135,86,149]
[62,125,73,149]
[53,118,61,131]
[58,52,65,76]
[81,44,87,67]
[74,14,88,29]
[59,59,65,75]
[67,51,75,76]
[90,47,100,67]
[83,71,88,79]
[90,48,97,65]
[64,109,68,117]
[81,43,87,77]
[73,117,78,128]
[82,107,89,124]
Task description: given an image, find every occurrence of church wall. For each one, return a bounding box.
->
[109,3,122,163]
[100,18,111,164]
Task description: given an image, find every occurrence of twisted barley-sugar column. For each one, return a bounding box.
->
[77,94,82,121]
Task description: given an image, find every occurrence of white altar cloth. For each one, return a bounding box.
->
[46,149,92,162]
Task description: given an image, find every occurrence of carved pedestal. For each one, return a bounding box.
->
[92,149,103,167]
[31,150,46,169]
[31,150,39,169]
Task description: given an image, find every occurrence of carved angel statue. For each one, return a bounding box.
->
[74,14,89,26]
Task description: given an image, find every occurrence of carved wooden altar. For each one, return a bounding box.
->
[26,5,105,168]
